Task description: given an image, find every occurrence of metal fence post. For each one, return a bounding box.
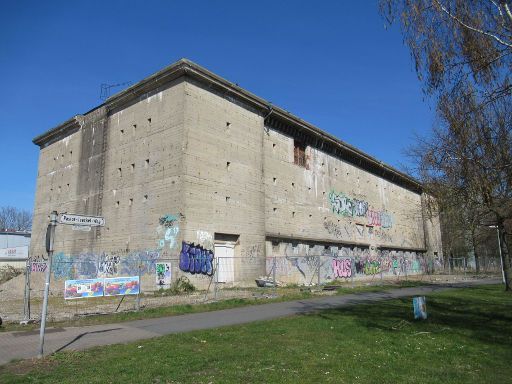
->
[273,256,277,296]
[351,257,354,288]
[136,264,141,311]
[214,257,219,300]
[23,258,31,321]
[380,255,383,284]
[317,256,321,287]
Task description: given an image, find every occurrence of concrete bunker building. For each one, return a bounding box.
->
[31,59,442,290]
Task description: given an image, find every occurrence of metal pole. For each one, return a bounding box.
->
[351,257,354,288]
[214,257,219,300]
[273,256,277,296]
[496,227,505,284]
[23,258,31,321]
[317,256,321,287]
[38,211,57,359]
[380,255,383,284]
[136,264,141,311]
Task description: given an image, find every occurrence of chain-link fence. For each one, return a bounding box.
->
[0,251,505,324]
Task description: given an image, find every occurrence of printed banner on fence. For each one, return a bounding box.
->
[156,262,172,288]
[104,276,140,296]
[64,278,104,299]
[413,296,427,320]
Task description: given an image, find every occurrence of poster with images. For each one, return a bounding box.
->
[104,276,140,296]
[64,279,104,299]
[413,296,427,320]
[156,262,172,288]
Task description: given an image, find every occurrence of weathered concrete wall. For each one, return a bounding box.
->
[263,128,425,250]
[30,73,442,292]
[180,79,266,285]
[30,80,187,294]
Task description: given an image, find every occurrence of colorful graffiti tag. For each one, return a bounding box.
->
[328,190,393,228]
[49,250,162,280]
[156,214,180,250]
[179,241,214,276]
[332,258,352,278]
[266,244,425,285]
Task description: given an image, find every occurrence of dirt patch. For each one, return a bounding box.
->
[0,356,59,376]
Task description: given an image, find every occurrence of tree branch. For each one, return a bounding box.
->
[434,0,512,49]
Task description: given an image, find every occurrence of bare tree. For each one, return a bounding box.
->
[381,0,512,289]
[0,206,32,232]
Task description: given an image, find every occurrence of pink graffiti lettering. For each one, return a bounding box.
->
[332,258,352,278]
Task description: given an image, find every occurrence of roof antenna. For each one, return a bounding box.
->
[100,81,132,100]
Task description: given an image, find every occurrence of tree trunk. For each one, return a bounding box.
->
[497,218,511,291]
[471,230,480,274]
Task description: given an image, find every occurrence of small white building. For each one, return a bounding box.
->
[0,231,31,269]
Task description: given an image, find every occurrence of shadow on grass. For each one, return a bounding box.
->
[314,286,512,347]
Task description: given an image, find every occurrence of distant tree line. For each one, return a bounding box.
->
[0,206,32,232]
[380,1,512,289]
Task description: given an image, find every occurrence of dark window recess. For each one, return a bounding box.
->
[294,141,306,167]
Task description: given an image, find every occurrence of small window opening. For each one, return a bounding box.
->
[273,177,277,184]
[118,168,122,177]
[226,161,231,169]
[145,159,149,167]
[147,118,152,124]
[293,140,306,168]
[131,163,135,172]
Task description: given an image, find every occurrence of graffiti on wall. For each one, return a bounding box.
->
[31,262,47,272]
[332,258,352,278]
[323,219,352,239]
[49,250,162,280]
[328,190,393,228]
[179,241,214,276]
[266,242,425,284]
[242,244,263,263]
[156,214,180,250]
[98,254,120,276]
[196,230,213,250]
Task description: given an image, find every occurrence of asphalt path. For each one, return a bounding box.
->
[0,278,500,365]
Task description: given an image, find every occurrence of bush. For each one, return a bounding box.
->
[0,265,23,285]
[156,276,196,296]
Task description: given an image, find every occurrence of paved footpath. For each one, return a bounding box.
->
[0,278,499,365]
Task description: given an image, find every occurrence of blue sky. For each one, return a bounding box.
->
[0,0,434,211]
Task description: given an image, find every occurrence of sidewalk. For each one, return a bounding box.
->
[0,278,500,365]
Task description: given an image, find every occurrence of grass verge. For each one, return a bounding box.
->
[0,280,428,332]
[1,284,510,383]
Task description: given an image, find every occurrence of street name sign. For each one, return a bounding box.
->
[58,213,105,227]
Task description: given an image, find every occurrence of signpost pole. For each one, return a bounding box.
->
[38,211,57,359]
[23,258,31,321]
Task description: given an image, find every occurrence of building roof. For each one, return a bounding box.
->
[32,58,423,193]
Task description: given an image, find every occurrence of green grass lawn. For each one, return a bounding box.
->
[0,280,428,332]
[1,284,510,383]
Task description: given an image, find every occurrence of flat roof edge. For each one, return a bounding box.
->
[32,58,422,192]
